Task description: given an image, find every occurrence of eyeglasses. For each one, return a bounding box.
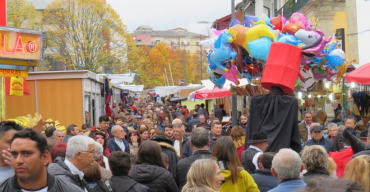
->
[81,150,96,154]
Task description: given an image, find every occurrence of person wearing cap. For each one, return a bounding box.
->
[133,115,142,130]
[241,131,269,174]
[305,125,334,153]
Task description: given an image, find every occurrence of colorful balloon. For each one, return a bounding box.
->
[207,66,226,88]
[208,32,237,72]
[247,36,272,61]
[290,12,308,30]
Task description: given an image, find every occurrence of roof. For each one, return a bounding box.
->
[132,27,207,38]
[235,0,255,11]
[211,11,242,30]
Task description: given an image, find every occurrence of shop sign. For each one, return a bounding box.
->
[0,69,28,77]
[0,27,42,61]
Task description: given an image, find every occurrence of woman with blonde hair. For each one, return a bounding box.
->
[230,126,246,160]
[182,159,224,192]
[345,155,370,191]
[211,137,259,192]
[327,157,337,178]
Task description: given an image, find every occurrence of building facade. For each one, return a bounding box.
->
[131,26,207,54]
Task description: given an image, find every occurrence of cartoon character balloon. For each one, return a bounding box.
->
[207,66,226,89]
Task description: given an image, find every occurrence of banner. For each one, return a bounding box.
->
[5,77,30,96]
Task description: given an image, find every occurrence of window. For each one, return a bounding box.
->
[137,39,142,43]
[156,40,160,43]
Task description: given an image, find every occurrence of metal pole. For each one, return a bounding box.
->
[231,0,235,21]
[200,34,203,82]
[231,0,238,126]
[169,63,174,86]
[164,68,170,86]
[163,73,167,86]
[184,48,187,85]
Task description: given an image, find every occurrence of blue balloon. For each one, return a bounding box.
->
[207,66,226,89]
[244,15,259,27]
[247,37,272,61]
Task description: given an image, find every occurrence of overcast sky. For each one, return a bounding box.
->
[106,0,243,35]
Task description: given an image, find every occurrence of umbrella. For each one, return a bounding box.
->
[195,87,232,99]
[345,62,370,85]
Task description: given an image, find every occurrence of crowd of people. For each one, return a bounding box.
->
[0,100,369,192]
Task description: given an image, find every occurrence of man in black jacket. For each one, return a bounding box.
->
[176,127,211,189]
[92,152,148,192]
[241,132,269,174]
[0,129,83,192]
[250,152,279,192]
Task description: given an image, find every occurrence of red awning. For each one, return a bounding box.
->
[148,91,156,96]
[195,87,232,99]
[345,63,370,85]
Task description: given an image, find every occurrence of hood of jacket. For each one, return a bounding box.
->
[129,163,167,183]
[158,142,178,154]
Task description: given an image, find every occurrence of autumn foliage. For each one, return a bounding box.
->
[126,36,208,89]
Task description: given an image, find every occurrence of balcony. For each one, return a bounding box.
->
[275,0,312,19]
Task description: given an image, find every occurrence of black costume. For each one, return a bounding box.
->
[244,86,301,153]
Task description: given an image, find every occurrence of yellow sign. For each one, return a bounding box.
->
[0,27,42,61]
[0,69,28,77]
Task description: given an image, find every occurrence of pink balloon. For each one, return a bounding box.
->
[290,12,308,30]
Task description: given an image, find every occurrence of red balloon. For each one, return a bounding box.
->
[282,23,301,35]
[270,14,282,31]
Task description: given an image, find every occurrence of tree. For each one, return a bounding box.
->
[6,0,39,29]
[125,41,208,89]
[42,0,127,73]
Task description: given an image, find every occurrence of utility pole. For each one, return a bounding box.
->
[231,0,238,127]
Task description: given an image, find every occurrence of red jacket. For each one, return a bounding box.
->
[329,147,353,178]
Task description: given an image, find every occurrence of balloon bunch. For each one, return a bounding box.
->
[203,12,351,92]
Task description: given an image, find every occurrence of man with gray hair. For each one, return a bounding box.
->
[53,130,65,143]
[48,135,97,192]
[108,125,130,154]
[172,118,182,126]
[327,123,338,142]
[270,148,306,192]
[172,123,192,158]
[94,142,112,182]
[142,118,152,128]
[176,127,211,189]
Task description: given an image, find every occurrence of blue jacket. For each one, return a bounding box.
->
[250,169,279,192]
[187,118,199,132]
[268,179,306,192]
[305,137,333,153]
[108,138,130,154]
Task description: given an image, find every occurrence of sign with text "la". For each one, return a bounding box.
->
[0,26,42,61]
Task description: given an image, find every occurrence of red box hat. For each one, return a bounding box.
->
[261,42,302,94]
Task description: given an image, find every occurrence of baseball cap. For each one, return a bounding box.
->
[311,126,323,132]
[136,115,142,119]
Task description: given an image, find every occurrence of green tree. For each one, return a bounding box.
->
[42,0,127,73]
[6,0,39,29]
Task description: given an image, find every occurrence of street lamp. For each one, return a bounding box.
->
[41,32,48,71]
[172,35,194,85]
